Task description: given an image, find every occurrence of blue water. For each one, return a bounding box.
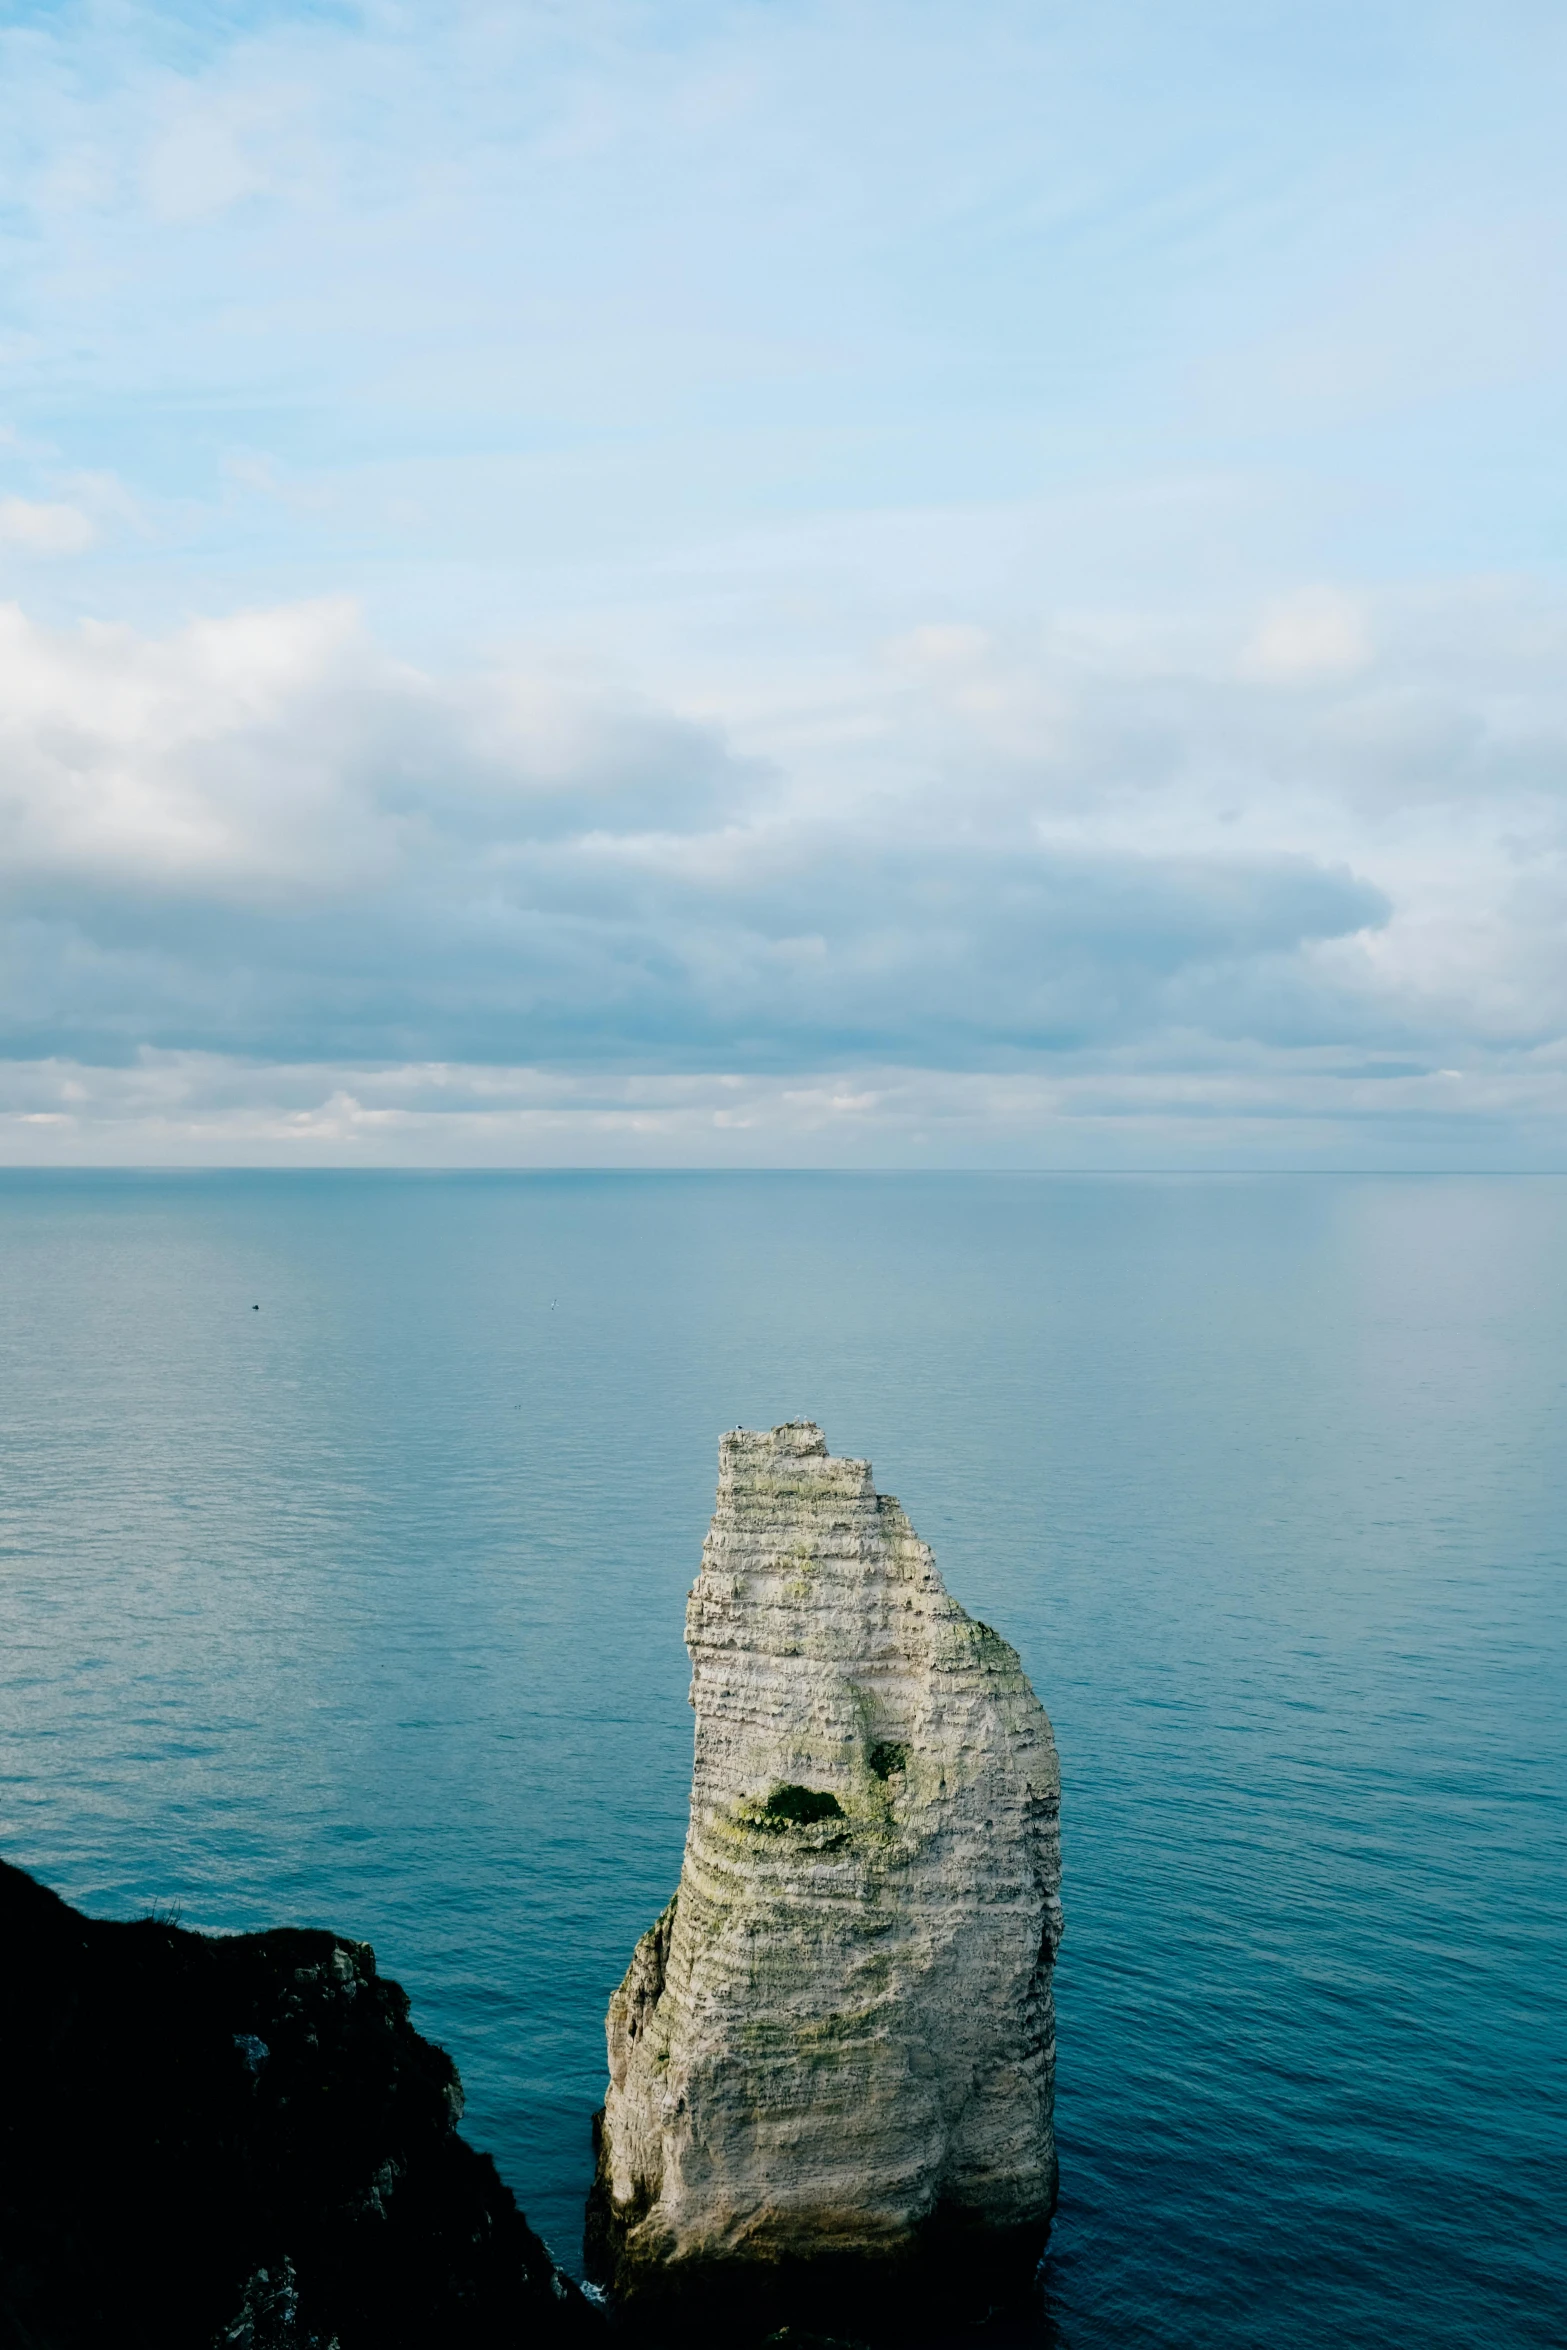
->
[0,1171,1561,2346]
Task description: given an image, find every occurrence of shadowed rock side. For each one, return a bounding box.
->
[588,1423,1063,2331]
[0,1857,600,2350]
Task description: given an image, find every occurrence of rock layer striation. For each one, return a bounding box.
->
[590,1422,1063,2320]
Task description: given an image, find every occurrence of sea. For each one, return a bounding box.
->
[0,1170,1561,2347]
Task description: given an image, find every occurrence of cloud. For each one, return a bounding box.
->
[0,596,739,897]
[141,103,269,224]
[0,594,1402,1080]
[1244,589,1372,682]
[0,572,1563,1159]
[0,498,96,554]
[3,1049,1565,1172]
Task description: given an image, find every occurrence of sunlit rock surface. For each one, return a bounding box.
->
[588,1422,1063,2324]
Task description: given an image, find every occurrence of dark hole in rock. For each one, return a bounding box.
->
[761,1784,845,1827]
[869,1741,909,1780]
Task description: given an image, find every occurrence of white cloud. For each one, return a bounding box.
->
[0,498,96,554]
[1244,588,1372,683]
[142,111,266,224]
[0,596,737,897]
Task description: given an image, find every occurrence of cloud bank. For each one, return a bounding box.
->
[2,581,1564,1164]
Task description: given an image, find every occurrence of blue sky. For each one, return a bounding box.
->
[2,0,1565,1163]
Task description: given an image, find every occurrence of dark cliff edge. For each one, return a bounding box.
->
[0,1858,602,2350]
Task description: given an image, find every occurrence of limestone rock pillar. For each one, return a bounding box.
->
[588,1422,1063,2321]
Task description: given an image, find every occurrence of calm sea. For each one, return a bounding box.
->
[0,1172,1561,2346]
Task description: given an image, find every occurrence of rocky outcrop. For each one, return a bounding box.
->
[588,1423,1062,2329]
[0,1857,600,2350]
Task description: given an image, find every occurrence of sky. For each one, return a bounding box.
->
[2,0,1566,1167]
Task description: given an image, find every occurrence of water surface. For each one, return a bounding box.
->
[0,1172,1561,2346]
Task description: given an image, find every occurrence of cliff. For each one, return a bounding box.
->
[589,1422,1063,2329]
[0,1856,599,2350]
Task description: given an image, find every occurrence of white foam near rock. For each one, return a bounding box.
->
[591,1422,1063,2308]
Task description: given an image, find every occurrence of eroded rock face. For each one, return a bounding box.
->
[589,1422,1063,2321]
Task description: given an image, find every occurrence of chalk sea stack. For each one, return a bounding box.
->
[0,1857,598,2350]
[588,1422,1063,2329]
